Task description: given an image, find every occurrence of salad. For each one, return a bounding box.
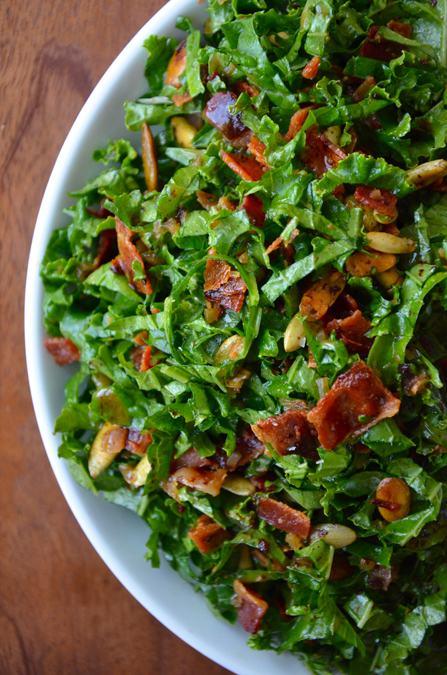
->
[40,0,447,672]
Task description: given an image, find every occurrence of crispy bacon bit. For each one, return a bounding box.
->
[387,20,412,38]
[221,151,266,182]
[257,497,311,538]
[252,409,319,461]
[307,361,400,450]
[204,259,231,291]
[234,580,268,634]
[354,185,398,218]
[367,564,398,591]
[329,555,354,581]
[218,196,237,211]
[250,471,277,493]
[204,92,252,148]
[302,56,321,80]
[360,26,405,62]
[130,345,153,372]
[169,465,227,497]
[171,447,218,472]
[352,76,376,103]
[205,273,247,312]
[187,515,230,554]
[247,136,269,167]
[371,498,400,511]
[44,337,81,366]
[216,427,266,471]
[265,237,284,256]
[167,449,227,497]
[114,218,152,295]
[165,40,192,107]
[125,429,152,456]
[204,258,247,312]
[326,310,373,357]
[304,129,347,178]
[241,193,265,228]
[132,331,148,346]
[284,106,316,142]
[196,190,218,211]
[233,81,260,98]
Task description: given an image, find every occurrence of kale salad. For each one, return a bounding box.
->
[41,0,447,671]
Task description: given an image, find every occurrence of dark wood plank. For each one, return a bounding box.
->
[0,1,233,673]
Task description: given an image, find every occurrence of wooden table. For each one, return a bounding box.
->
[0,2,231,672]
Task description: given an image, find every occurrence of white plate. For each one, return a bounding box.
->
[24,2,307,673]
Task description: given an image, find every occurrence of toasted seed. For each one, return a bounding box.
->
[119,454,152,488]
[365,231,415,254]
[346,251,396,277]
[300,269,346,321]
[406,159,447,187]
[284,314,306,352]
[222,474,256,496]
[142,123,158,192]
[171,116,198,149]
[345,195,378,231]
[374,477,411,523]
[324,125,341,145]
[309,523,357,549]
[213,335,245,364]
[226,367,251,391]
[88,422,125,479]
[285,532,303,551]
[374,266,404,290]
[373,209,398,224]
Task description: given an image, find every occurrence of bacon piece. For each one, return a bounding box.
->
[204,92,252,148]
[205,271,247,312]
[187,515,230,554]
[257,497,311,537]
[360,26,405,62]
[204,259,231,291]
[221,151,266,182]
[234,580,268,634]
[252,409,319,461]
[233,81,260,98]
[250,471,277,493]
[125,429,152,457]
[307,361,400,450]
[197,190,218,211]
[302,56,321,80]
[354,186,398,218]
[130,345,153,372]
[171,447,218,472]
[215,427,266,471]
[165,39,192,107]
[169,465,227,497]
[326,310,373,357]
[218,196,237,211]
[304,129,347,178]
[114,218,152,295]
[352,76,376,103]
[387,20,412,39]
[265,237,283,256]
[284,106,315,143]
[241,193,265,228]
[247,136,269,167]
[44,337,81,365]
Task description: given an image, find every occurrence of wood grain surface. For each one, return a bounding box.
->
[0,2,232,673]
